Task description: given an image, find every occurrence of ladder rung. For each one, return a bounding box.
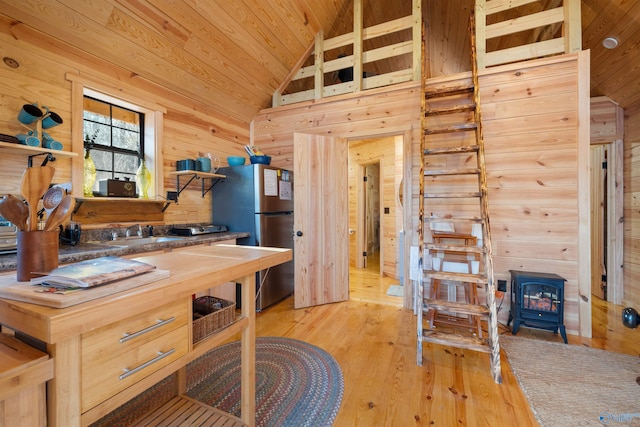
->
[423,299,489,317]
[425,271,487,284]
[424,85,474,98]
[425,103,476,116]
[424,168,479,176]
[420,330,490,353]
[424,123,477,135]
[424,191,481,198]
[424,145,479,155]
[424,217,482,224]
[426,243,483,254]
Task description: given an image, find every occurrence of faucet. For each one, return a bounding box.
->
[125,224,142,238]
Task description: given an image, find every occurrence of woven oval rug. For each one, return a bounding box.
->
[186,336,343,426]
[90,336,343,427]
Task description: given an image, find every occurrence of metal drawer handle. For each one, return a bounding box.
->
[119,348,175,380]
[120,317,176,343]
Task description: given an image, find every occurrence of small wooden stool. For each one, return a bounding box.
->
[428,279,483,338]
[428,232,483,338]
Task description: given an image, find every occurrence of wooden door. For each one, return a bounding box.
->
[293,133,349,308]
[590,144,606,299]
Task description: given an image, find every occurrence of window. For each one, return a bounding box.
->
[74,85,162,199]
[83,96,144,186]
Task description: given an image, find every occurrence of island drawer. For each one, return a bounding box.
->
[81,298,190,411]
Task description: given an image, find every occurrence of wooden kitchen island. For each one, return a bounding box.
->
[0,244,292,427]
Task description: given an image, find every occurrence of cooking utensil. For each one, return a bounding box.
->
[0,194,29,231]
[21,166,55,231]
[244,145,255,157]
[41,185,65,219]
[44,195,74,231]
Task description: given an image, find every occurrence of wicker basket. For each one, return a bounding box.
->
[192,296,236,343]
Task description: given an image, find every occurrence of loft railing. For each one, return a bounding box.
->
[272,0,422,107]
[273,0,582,107]
[475,0,581,68]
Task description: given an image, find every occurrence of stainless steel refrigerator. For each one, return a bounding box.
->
[212,164,294,311]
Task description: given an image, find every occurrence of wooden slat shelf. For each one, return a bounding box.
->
[136,395,246,427]
[0,141,78,166]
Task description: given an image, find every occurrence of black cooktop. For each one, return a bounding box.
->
[170,224,228,236]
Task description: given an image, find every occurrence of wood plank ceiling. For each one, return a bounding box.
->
[1,0,639,124]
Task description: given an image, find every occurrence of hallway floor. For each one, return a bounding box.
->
[348,250,403,307]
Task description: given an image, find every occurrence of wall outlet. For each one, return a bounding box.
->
[166,191,178,202]
[498,280,507,292]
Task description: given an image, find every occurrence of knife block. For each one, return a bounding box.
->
[16,231,59,282]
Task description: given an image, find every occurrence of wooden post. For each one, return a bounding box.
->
[563,0,582,53]
[475,0,487,70]
[314,30,324,101]
[353,0,363,92]
[412,0,422,81]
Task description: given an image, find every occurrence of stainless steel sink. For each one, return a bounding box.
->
[90,236,185,246]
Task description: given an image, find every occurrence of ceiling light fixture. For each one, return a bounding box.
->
[602,37,619,49]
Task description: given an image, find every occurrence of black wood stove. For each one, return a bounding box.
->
[507,270,567,343]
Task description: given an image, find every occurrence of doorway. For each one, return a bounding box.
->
[347,135,404,307]
[590,144,607,300]
[589,139,623,305]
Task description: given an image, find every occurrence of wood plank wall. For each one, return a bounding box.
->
[623,105,640,310]
[479,53,589,335]
[254,84,418,283]
[0,16,249,228]
[254,53,589,335]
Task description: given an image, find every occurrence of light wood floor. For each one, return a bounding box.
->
[255,254,640,426]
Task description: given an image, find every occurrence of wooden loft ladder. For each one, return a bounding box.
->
[416,11,502,384]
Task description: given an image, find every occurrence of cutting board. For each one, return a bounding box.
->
[0,269,170,308]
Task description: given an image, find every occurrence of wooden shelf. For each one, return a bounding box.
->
[72,197,168,224]
[167,170,226,179]
[75,197,166,203]
[0,141,78,166]
[167,170,226,199]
